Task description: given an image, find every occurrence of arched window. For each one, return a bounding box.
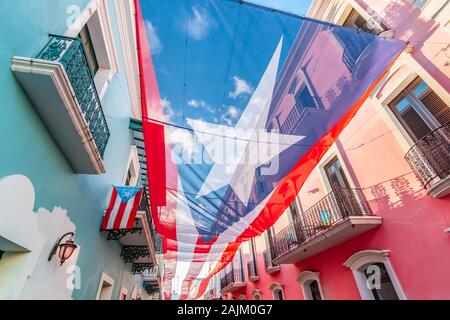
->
[252,289,262,300]
[343,250,406,300]
[296,271,324,300]
[269,283,284,300]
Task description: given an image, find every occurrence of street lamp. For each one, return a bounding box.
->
[48,232,78,265]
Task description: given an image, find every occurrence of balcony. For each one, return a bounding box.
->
[272,188,382,264]
[263,249,280,274]
[220,268,246,294]
[142,267,161,296]
[246,260,259,282]
[12,35,110,174]
[405,123,450,198]
[107,210,158,274]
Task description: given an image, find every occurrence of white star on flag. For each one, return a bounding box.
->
[188,38,304,206]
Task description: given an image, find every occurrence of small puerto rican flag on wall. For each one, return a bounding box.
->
[101,186,144,230]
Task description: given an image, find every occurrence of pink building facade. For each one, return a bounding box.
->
[209,0,450,300]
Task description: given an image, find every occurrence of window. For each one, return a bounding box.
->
[66,0,119,99]
[269,283,284,300]
[325,157,351,190]
[343,9,386,34]
[0,251,3,261]
[249,238,257,262]
[125,168,132,186]
[308,281,322,300]
[410,0,428,9]
[295,84,316,110]
[289,200,300,221]
[274,289,284,300]
[363,263,399,300]
[389,78,450,141]
[96,273,115,300]
[344,250,406,300]
[79,25,100,75]
[296,271,325,300]
[124,146,140,186]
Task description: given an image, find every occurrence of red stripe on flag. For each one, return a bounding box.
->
[101,188,117,230]
[126,190,143,229]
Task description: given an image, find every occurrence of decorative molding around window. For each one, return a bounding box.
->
[296,271,325,300]
[66,0,119,100]
[388,78,450,142]
[343,250,407,300]
[96,272,115,300]
[123,145,140,186]
[114,0,141,119]
[252,289,262,300]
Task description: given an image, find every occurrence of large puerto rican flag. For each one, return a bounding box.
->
[134,0,406,299]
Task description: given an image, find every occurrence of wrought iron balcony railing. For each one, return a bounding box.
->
[220,268,244,290]
[247,260,258,280]
[36,35,110,157]
[272,188,373,260]
[143,266,160,279]
[405,123,450,192]
[263,248,280,272]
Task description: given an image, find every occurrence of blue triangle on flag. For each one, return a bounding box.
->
[115,186,142,203]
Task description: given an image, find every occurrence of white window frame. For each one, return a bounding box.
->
[268,282,285,300]
[252,289,262,300]
[317,145,358,194]
[123,145,140,186]
[114,0,141,119]
[96,272,115,300]
[343,249,407,300]
[296,270,325,300]
[66,0,119,100]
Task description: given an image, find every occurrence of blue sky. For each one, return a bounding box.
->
[252,0,312,15]
[142,0,312,127]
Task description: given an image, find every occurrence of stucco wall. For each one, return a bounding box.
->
[0,0,142,299]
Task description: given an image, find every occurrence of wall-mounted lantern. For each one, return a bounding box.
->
[48,232,78,265]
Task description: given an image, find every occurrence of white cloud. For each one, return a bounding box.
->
[161,97,175,121]
[187,7,212,40]
[188,99,216,114]
[228,76,254,99]
[187,99,206,108]
[220,105,241,126]
[145,21,162,55]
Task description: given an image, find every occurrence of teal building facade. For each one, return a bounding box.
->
[0,0,160,300]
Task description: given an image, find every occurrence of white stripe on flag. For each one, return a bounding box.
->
[107,195,123,229]
[120,195,136,229]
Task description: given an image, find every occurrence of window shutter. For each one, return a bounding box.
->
[400,106,432,140]
[420,90,450,126]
